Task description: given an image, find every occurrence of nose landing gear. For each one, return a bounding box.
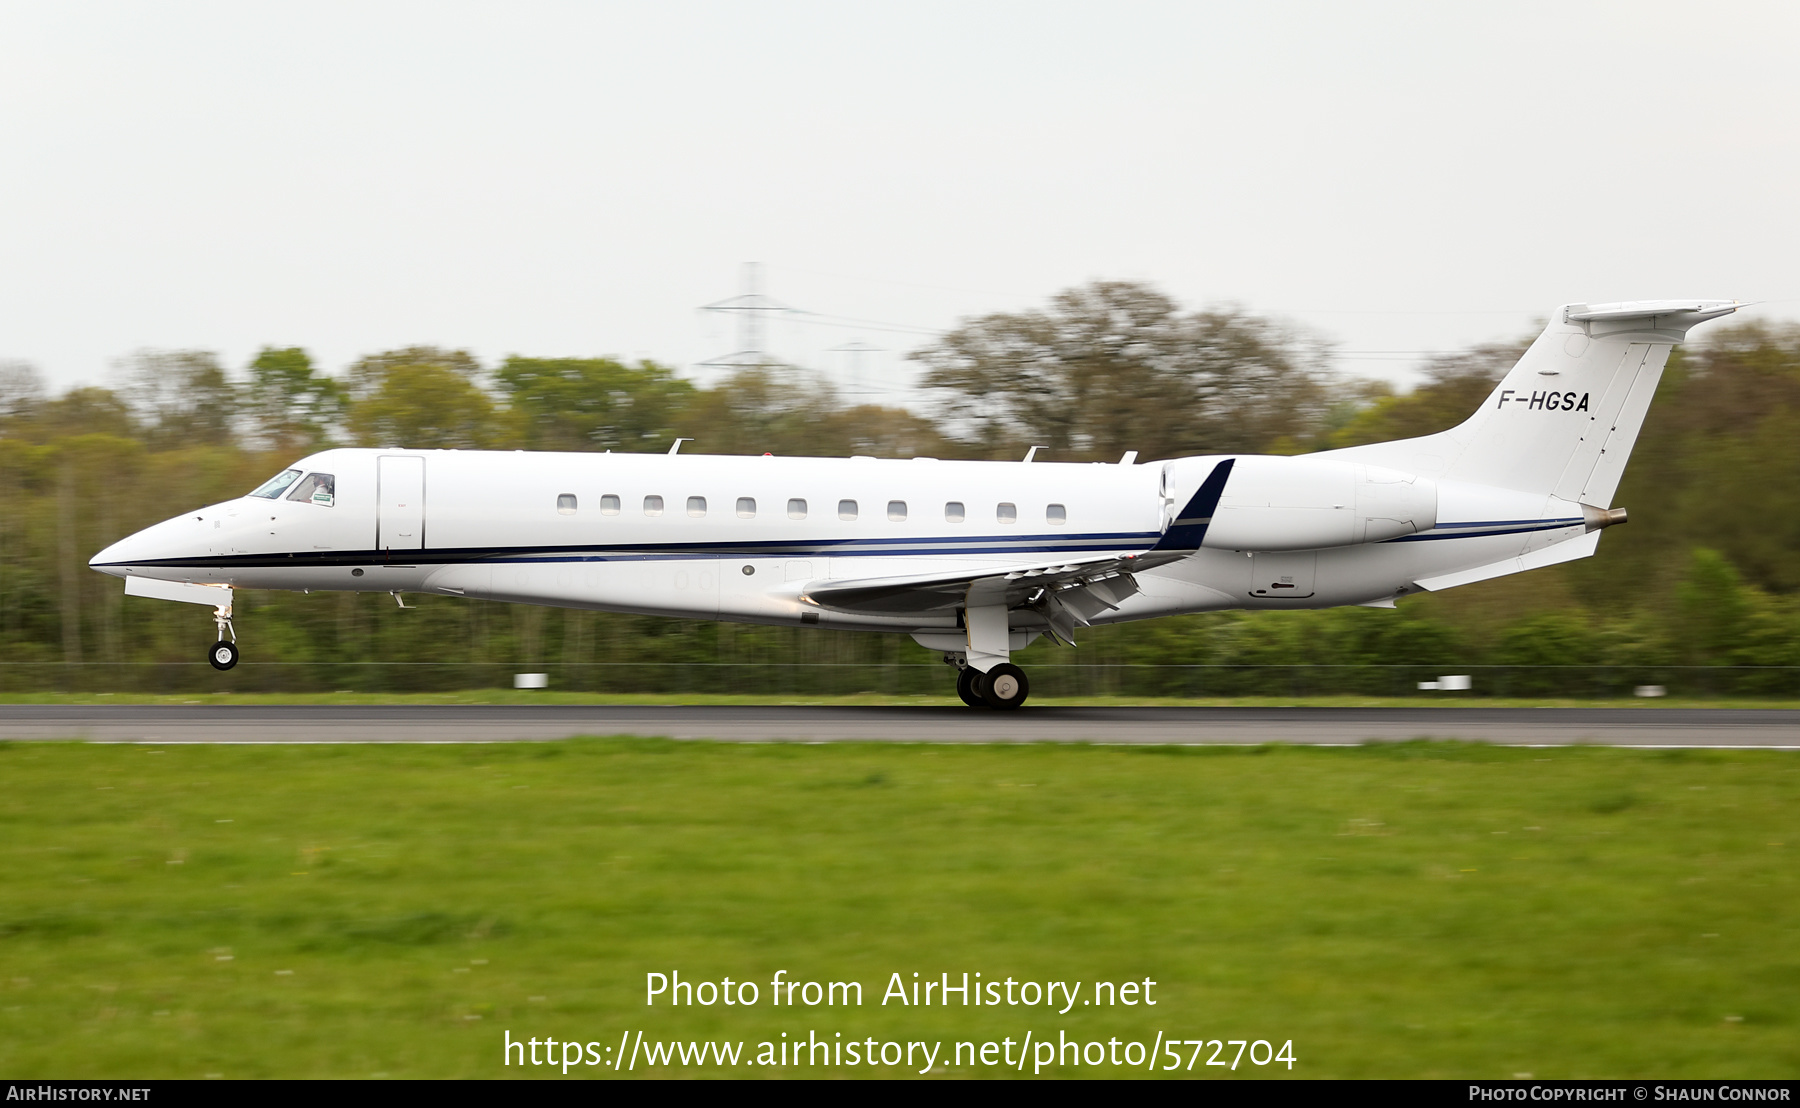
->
[207,595,238,670]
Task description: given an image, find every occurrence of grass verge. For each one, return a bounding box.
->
[0,739,1793,1078]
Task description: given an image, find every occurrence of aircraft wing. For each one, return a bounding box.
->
[802,455,1238,633]
[798,547,1188,622]
[800,459,1233,639]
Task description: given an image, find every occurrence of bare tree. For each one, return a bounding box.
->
[0,360,45,426]
[912,280,1330,460]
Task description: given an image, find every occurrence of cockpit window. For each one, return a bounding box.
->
[249,469,302,499]
[285,472,335,507]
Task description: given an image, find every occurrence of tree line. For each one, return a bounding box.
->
[2,280,1798,694]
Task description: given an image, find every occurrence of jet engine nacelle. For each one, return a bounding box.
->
[1196,455,1437,551]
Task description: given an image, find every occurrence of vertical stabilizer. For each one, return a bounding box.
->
[1322,301,1738,504]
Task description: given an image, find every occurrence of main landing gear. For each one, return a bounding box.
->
[207,594,238,671]
[956,664,984,707]
[951,658,1030,710]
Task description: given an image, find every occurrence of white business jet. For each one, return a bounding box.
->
[90,300,1737,708]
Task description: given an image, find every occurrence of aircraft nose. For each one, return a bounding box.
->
[90,512,206,576]
[89,532,145,576]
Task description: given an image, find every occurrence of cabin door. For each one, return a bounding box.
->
[377,455,426,551]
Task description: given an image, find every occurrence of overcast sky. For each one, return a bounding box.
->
[3,1,1797,401]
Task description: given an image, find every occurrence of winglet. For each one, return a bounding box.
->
[1153,458,1235,550]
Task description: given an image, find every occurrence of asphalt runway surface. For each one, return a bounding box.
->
[0,704,1797,747]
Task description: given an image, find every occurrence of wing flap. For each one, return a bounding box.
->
[799,549,1185,615]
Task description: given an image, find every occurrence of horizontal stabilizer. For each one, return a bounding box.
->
[1563,300,1739,326]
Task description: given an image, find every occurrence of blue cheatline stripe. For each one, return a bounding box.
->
[98,517,1589,572]
[98,530,1166,571]
[484,543,1150,563]
[1430,518,1585,528]
[1384,518,1582,543]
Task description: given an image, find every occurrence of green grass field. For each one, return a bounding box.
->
[0,739,1794,1079]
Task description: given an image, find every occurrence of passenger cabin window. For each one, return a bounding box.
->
[286,473,336,507]
[1047,503,1067,525]
[997,502,1018,524]
[888,500,907,522]
[838,499,858,521]
[556,493,577,515]
[600,494,620,515]
[643,495,664,516]
[250,469,302,499]
[736,497,756,518]
[788,498,807,520]
[687,496,707,517]
[945,501,965,523]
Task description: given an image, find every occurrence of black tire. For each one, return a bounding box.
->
[980,663,1029,710]
[208,641,239,671]
[956,665,985,708]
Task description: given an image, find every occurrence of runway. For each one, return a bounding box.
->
[0,704,1797,747]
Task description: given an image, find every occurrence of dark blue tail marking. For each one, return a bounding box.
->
[1153,458,1235,551]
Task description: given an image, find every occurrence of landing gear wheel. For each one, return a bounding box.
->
[208,640,239,671]
[980,663,1029,710]
[956,665,985,708]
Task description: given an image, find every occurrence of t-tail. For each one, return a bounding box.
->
[1320,300,1739,505]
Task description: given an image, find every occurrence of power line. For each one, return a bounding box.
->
[788,310,941,337]
[829,340,882,398]
[698,262,793,371]
[769,263,1037,301]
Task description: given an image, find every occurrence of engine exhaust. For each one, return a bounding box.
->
[1582,504,1628,531]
